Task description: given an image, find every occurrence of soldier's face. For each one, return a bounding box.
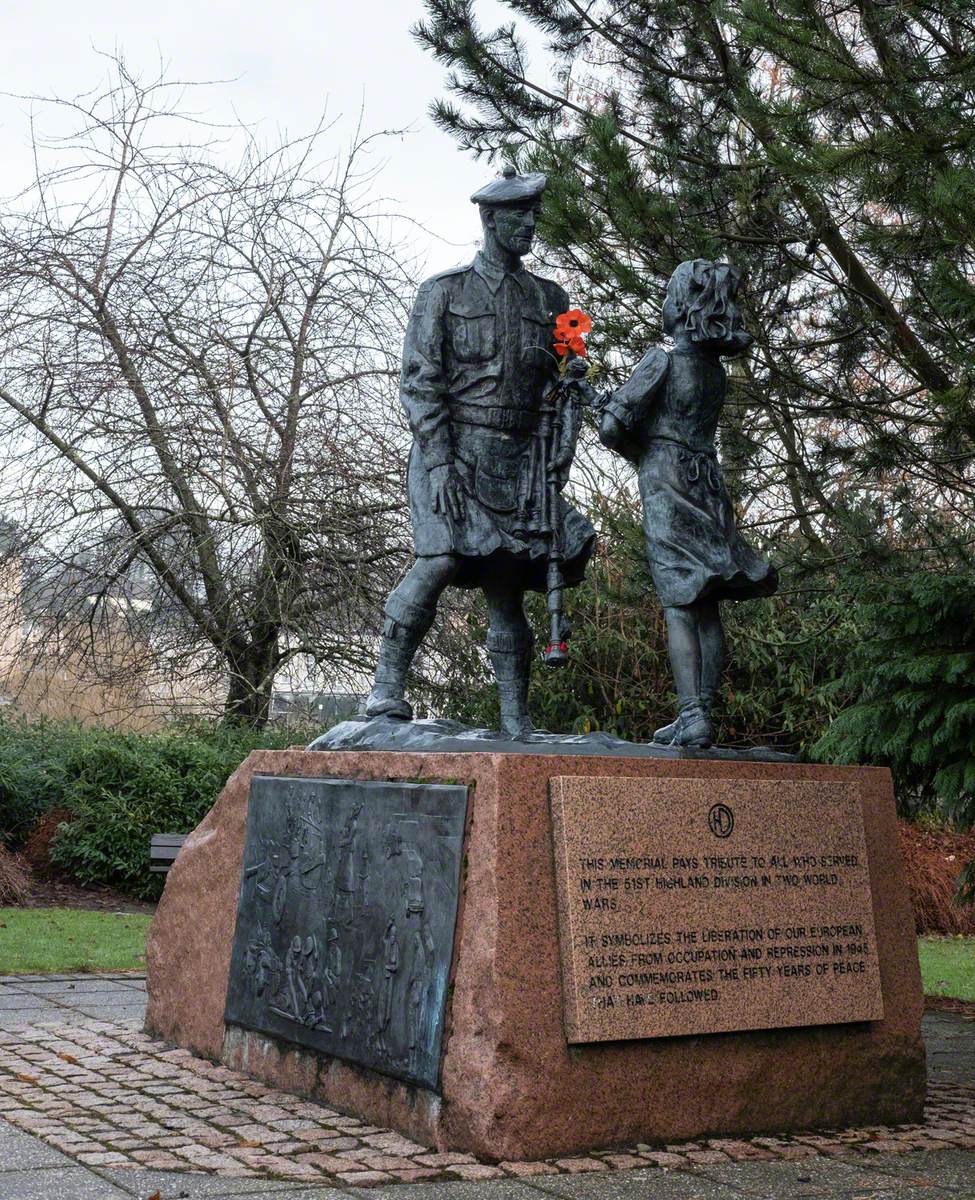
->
[486,203,539,256]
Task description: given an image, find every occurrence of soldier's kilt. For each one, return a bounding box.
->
[406,432,596,592]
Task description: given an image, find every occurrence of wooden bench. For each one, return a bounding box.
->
[150,833,187,874]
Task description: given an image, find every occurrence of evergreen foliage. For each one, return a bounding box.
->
[414,1,975,558]
[0,718,308,899]
[814,568,975,901]
[415,0,975,886]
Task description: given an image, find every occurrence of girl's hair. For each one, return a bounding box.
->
[665,259,742,342]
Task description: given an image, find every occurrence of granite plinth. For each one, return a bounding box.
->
[146,749,924,1162]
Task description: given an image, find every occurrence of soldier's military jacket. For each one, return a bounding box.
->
[399,252,595,592]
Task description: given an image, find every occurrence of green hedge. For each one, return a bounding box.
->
[0,719,93,845]
[0,718,313,900]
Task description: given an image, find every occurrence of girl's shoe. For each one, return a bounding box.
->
[653,700,713,748]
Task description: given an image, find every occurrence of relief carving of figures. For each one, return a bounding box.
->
[376,918,400,1053]
[324,923,342,1002]
[343,966,376,1042]
[244,802,327,924]
[226,777,469,1091]
[272,933,328,1030]
[244,927,282,999]
[404,845,424,917]
[407,922,436,1073]
[332,803,362,926]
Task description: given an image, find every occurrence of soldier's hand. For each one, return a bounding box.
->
[430,463,466,521]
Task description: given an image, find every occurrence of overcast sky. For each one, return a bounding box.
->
[3,0,548,272]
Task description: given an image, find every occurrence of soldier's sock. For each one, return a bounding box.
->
[487,628,534,736]
[368,595,436,707]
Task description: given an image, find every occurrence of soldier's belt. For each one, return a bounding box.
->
[451,404,537,433]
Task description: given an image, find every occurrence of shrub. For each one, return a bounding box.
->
[899,821,975,935]
[0,718,92,846]
[48,722,310,900]
[0,717,312,901]
[814,569,975,901]
[436,498,854,754]
[0,846,29,904]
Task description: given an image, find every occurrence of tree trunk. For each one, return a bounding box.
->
[223,646,278,728]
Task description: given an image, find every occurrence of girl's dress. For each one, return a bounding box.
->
[604,345,777,608]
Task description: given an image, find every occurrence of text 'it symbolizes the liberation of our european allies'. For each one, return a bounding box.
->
[549,775,884,1044]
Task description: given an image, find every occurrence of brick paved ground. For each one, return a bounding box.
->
[0,974,972,1198]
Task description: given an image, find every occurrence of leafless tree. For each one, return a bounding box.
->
[0,58,415,726]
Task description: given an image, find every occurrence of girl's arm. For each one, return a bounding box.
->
[598,347,669,459]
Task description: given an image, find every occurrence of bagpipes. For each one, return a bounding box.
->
[536,364,603,667]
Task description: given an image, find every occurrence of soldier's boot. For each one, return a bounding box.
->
[364,596,436,721]
[653,696,714,748]
[488,629,535,740]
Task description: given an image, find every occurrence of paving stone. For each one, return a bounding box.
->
[449,1165,507,1181]
[550,1159,607,1173]
[238,1192,352,1200]
[864,1147,975,1191]
[684,1150,731,1165]
[293,1132,361,1149]
[638,1151,687,1168]
[339,1170,397,1185]
[594,1155,644,1170]
[67,993,147,1007]
[14,981,141,996]
[0,986,972,1196]
[498,1164,563,1178]
[411,1153,477,1168]
[0,1009,65,1028]
[0,994,54,1010]
[693,1155,915,1195]
[75,1005,148,1020]
[355,1184,551,1200]
[0,1124,75,1169]
[102,1166,317,1196]
[527,1169,743,1198]
[3,975,80,983]
[0,1165,134,1199]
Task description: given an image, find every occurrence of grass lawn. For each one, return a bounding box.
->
[0,908,151,974]
[918,935,975,1001]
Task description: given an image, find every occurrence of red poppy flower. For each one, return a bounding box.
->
[555,308,593,337]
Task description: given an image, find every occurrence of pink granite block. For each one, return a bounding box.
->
[146,749,925,1161]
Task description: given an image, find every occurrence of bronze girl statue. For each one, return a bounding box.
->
[598,260,777,748]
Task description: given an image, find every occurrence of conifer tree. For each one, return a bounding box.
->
[814,568,975,900]
[415,0,975,557]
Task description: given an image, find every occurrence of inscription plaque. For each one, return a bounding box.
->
[550,776,884,1043]
[225,776,468,1090]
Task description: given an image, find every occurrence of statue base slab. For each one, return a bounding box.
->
[309,714,796,761]
[146,747,924,1162]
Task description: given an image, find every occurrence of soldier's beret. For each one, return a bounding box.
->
[471,165,547,207]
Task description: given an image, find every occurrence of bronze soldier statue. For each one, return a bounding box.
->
[364,167,595,737]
